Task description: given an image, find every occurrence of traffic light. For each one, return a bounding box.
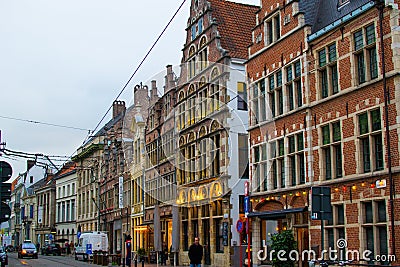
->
[0,161,12,223]
[0,202,11,223]
[1,183,11,202]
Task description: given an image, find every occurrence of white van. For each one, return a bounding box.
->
[75,232,108,261]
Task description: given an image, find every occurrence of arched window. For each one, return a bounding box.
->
[211,67,219,80]
[188,46,196,79]
[199,36,208,71]
[178,91,186,130]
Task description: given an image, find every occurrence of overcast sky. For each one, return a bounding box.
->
[0,0,259,180]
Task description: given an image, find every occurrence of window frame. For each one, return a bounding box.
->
[353,24,378,85]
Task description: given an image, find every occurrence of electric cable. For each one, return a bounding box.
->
[91,0,187,135]
[0,115,92,133]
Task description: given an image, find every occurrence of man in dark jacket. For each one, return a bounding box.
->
[188,237,203,267]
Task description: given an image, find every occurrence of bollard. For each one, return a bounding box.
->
[134,259,137,267]
[141,259,144,267]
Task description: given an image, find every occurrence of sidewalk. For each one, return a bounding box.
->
[105,262,185,267]
[106,264,185,267]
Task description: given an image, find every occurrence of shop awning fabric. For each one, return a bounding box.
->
[247,206,308,220]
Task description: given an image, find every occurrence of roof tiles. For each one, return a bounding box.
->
[209,0,259,59]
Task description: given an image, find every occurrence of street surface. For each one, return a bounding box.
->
[7,252,96,267]
[6,252,182,267]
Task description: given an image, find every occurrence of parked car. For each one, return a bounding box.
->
[18,243,38,259]
[41,243,61,256]
[0,247,8,267]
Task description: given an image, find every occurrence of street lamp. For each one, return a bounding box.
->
[374,0,396,257]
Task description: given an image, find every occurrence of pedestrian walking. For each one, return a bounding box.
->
[188,237,203,267]
[70,241,74,256]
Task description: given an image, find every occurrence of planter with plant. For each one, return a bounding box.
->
[137,248,146,262]
[270,230,297,267]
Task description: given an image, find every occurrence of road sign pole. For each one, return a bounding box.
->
[321,215,324,261]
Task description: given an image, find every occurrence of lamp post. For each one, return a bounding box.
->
[374,0,396,257]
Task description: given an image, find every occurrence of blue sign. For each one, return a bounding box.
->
[77,231,81,239]
[236,220,244,233]
[48,234,53,241]
[244,196,250,214]
[86,244,92,255]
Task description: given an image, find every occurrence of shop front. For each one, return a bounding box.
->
[248,196,309,267]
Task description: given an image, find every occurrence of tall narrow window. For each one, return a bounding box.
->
[362,200,388,264]
[239,134,249,179]
[285,61,302,111]
[270,138,285,189]
[237,82,248,110]
[199,37,208,71]
[188,46,196,79]
[321,121,342,180]
[288,132,306,186]
[354,24,378,85]
[318,43,338,99]
[358,109,383,173]
[265,13,280,45]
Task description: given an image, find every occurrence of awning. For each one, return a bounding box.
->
[247,207,308,220]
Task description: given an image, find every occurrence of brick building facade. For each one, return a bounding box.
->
[247,0,400,266]
[144,65,178,257]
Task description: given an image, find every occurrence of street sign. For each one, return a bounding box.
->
[236,220,244,233]
[48,234,53,241]
[77,231,81,239]
[0,161,12,182]
[311,186,332,220]
[86,243,93,255]
[244,196,250,214]
[0,202,11,223]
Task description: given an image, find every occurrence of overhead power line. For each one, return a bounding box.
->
[91,0,187,134]
[0,115,92,133]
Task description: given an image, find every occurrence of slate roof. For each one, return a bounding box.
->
[210,0,259,59]
[83,111,124,146]
[304,0,372,33]
[27,178,47,194]
[299,0,321,26]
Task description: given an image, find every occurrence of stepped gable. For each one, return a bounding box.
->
[210,0,259,59]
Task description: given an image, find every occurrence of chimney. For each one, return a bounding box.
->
[134,83,149,107]
[27,160,35,171]
[113,100,126,119]
[164,65,176,92]
[150,80,160,105]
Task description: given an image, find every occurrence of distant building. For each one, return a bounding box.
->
[73,100,126,254]
[9,159,56,246]
[122,83,149,252]
[55,162,77,245]
[144,65,178,255]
